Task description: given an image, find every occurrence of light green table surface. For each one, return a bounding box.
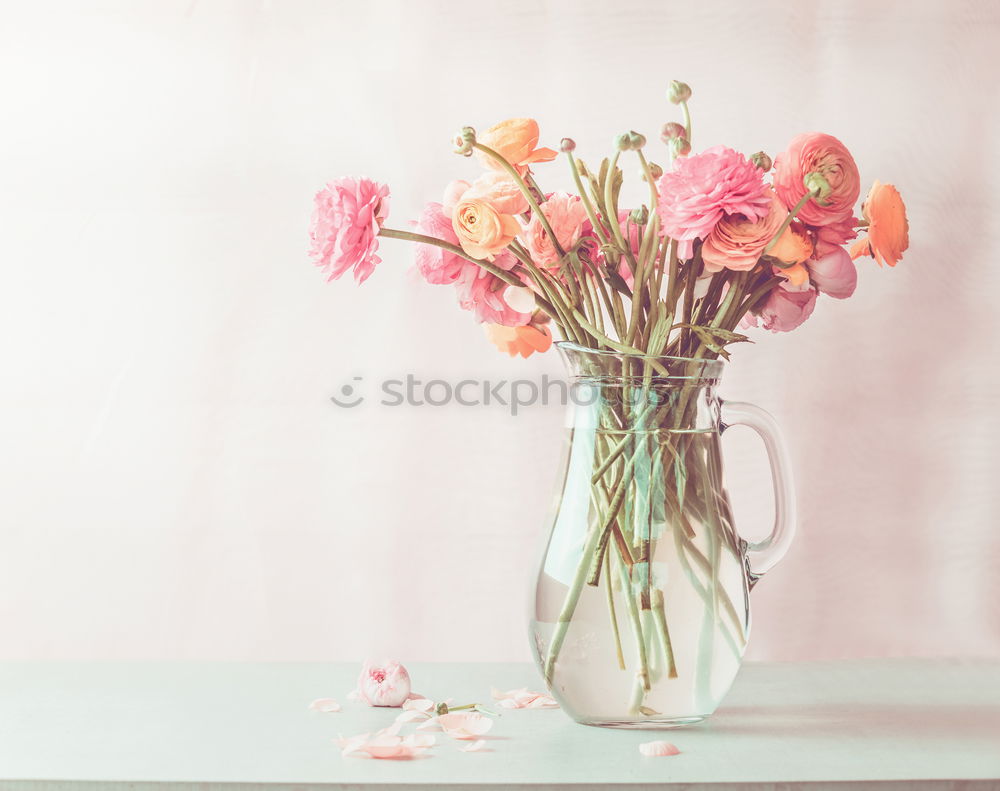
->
[1,659,998,790]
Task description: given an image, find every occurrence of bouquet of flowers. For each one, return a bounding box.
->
[309,81,909,723]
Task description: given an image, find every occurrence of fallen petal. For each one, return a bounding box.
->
[395,709,430,724]
[437,712,494,740]
[309,698,341,713]
[460,739,487,752]
[403,698,436,713]
[403,733,436,749]
[491,687,559,709]
[639,740,681,757]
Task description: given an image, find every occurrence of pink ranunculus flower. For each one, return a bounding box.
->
[702,188,788,273]
[808,245,857,299]
[773,133,860,227]
[454,258,532,326]
[309,177,390,284]
[655,145,771,260]
[357,660,412,707]
[523,192,588,268]
[747,282,818,333]
[813,214,859,247]
[414,202,467,285]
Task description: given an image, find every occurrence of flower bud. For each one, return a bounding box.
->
[629,205,649,225]
[452,126,476,157]
[435,702,450,715]
[751,151,772,172]
[645,161,663,180]
[627,130,646,149]
[559,137,576,153]
[803,171,833,204]
[614,132,632,151]
[660,122,686,142]
[667,80,692,105]
[669,136,691,157]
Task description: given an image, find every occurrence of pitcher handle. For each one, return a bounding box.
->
[719,400,797,580]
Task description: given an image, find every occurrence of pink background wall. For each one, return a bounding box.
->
[2,0,999,662]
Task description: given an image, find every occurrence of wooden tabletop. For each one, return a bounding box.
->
[1,659,998,790]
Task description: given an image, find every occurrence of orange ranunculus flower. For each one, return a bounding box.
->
[484,323,552,358]
[452,197,520,261]
[850,181,909,267]
[769,221,814,265]
[477,118,558,175]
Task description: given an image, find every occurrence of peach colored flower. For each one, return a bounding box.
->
[464,172,529,216]
[357,660,411,707]
[523,192,588,267]
[477,118,557,175]
[773,132,860,227]
[774,262,810,289]
[309,177,390,284]
[444,178,521,261]
[655,145,771,259]
[769,222,814,265]
[484,323,552,358]
[850,181,909,267]
[702,188,788,273]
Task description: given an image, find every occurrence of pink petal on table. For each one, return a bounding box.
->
[308,698,341,713]
[525,694,558,709]
[460,739,487,752]
[403,698,436,713]
[337,730,433,760]
[491,687,558,709]
[336,732,371,757]
[416,717,442,731]
[436,712,494,740]
[403,733,436,749]
[395,709,430,724]
[639,740,681,757]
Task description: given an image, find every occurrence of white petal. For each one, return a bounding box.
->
[309,698,341,713]
[639,740,681,757]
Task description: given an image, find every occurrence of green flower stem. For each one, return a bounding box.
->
[618,558,651,699]
[604,551,626,670]
[681,100,692,143]
[471,142,565,259]
[603,151,638,275]
[566,152,611,247]
[378,227,560,319]
[543,515,605,685]
[651,589,679,679]
[763,188,818,254]
[504,242,586,346]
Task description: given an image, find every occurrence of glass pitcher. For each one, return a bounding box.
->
[530,343,796,727]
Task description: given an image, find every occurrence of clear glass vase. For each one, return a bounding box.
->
[530,343,796,728]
